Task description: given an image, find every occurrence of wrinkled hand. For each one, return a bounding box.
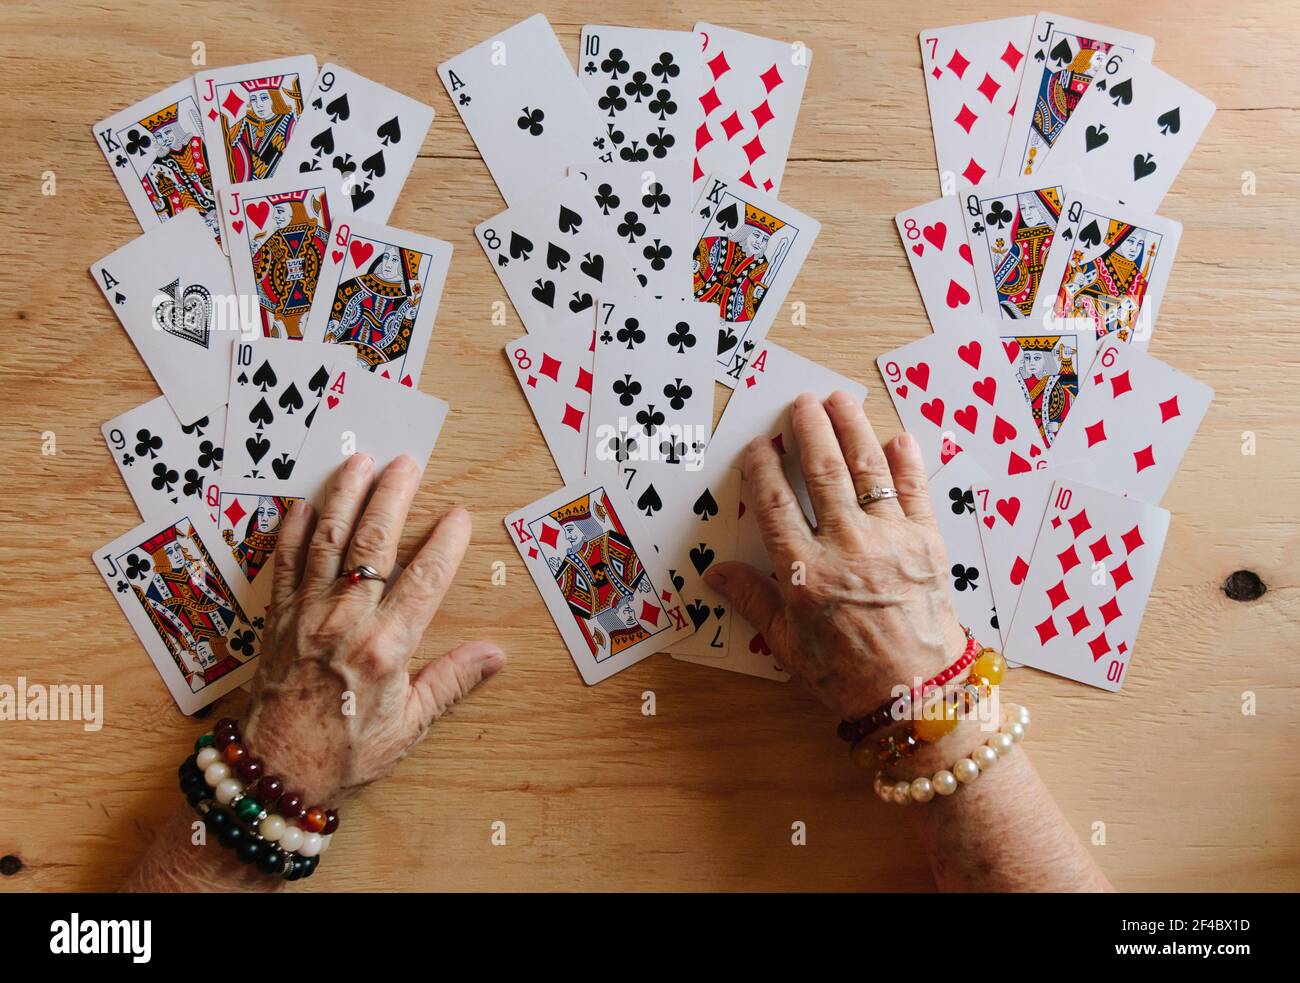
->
[241,453,505,803]
[705,392,966,720]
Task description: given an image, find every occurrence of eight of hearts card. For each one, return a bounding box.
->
[302,219,453,388]
[506,482,691,685]
[895,195,982,331]
[94,509,271,714]
[692,174,819,386]
[959,176,1066,320]
[505,329,595,485]
[103,397,227,521]
[92,78,222,244]
[219,173,352,340]
[280,63,434,222]
[1002,478,1170,691]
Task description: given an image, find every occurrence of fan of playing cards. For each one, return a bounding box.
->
[89,13,1215,713]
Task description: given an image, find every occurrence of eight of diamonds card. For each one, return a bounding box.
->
[94,509,270,713]
[959,176,1066,320]
[1002,478,1170,691]
[506,482,691,685]
[505,329,595,485]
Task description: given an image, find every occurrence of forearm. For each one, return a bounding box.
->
[121,804,285,893]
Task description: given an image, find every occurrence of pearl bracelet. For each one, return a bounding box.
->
[873,703,1031,805]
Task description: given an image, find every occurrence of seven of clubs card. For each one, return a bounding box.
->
[505,329,595,485]
[103,397,227,521]
[960,176,1065,319]
[896,196,982,331]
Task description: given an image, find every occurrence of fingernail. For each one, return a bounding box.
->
[794,391,818,408]
[704,567,726,590]
[897,432,915,452]
[480,647,507,674]
[289,498,312,518]
[346,452,373,472]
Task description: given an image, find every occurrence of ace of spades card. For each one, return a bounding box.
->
[960,176,1066,320]
[103,396,227,521]
[1000,14,1153,180]
[929,454,1000,642]
[692,23,811,194]
[506,482,691,685]
[972,469,1058,648]
[693,174,820,387]
[476,173,641,337]
[505,329,595,485]
[1001,319,1098,448]
[439,14,613,207]
[1002,478,1170,691]
[90,210,245,426]
[1032,192,1183,348]
[93,78,222,244]
[302,218,453,387]
[281,64,435,222]
[220,172,351,340]
[202,477,302,584]
[94,510,270,713]
[895,195,982,332]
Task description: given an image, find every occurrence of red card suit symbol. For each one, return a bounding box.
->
[912,243,925,256]
[996,496,1020,525]
[954,404,978,433]
[331,249,344,263]
[940,441,961,464]
[959,243,973,264]
[1007,451,1031,474]
[246,201,271,229]
[946,279,971,308]
[349,240,375,268]
[1030,444,1042,457]
[326,395,339,409]
[920,398,944,427]
[905,362,930,390]
[972,376,996,404]
[231,219,244,234]
[1002,339,1020,360]
[992,415,1016,443]
[923,222,947,249]
[895,385,908,398]
[1009,556,1029,585]
[983,515,996,529]
[748,632,770,655]
[957,341,981,369]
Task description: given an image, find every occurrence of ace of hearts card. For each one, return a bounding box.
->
[506,482,691,685]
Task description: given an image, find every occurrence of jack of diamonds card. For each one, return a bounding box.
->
[506,483,690,685]
[94,510,269,713]
[960,177,1065,319]
[1002,478,1169,691]
[93,78,221,243]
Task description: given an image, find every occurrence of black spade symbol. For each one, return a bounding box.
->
[1079,220,1103,249]
[579,252,604,281]
[271,453,295,479]
[568,291,593,313]
[310,128,334,155]
[509,230,534,261]
[277,382,304,414]
[715,202,740,231]
[362,149,386,179]
[1084,124,1109,151]
[530,278,556,308]
[1133,153,1158,181]
[557,205,582,233]
[326,93,350,123]
[1157,107,1181,135]
[376,115,401,145]
[1109,78,1134,107]
[546,241,570,271]
[251,359,278,391]
[1049,38,1073,66]
[686,600,709,630]
[636,484,663,517]
[308,365,330,396]
[690,544,715,575]
[692,488,718,520]
[248,397,274,428]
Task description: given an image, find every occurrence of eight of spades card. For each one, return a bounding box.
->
[90,209,245,427]
[693,173,819,387]
[202,477,301,584]
[928,454,1000,643]
[94,509,270,714]
[93,78,222,243]
[505,482,691,685]
[103,396,227,521]
[896,195,982,332]
[220,172,352,339]
[1001,319,1098,449]
[1032,191,1183,348]
[439,14,613,207]
[477,173,641,337]
[223,338,344,482]
[505,329,595,486]
[302,218,452,387]
[960,176,1066,320]
[972,468,1057,647]
[281,63,434,222]
[1000,14,1153,180]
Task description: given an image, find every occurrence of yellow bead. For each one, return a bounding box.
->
[913,703,959,742]
[971,648,1006,686]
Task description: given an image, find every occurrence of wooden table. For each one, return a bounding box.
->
[2,0,1297,892]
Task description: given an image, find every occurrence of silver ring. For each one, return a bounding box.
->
[857,486,899,509]
[341,564,387,585]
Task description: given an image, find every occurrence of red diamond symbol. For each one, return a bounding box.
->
[759,63,784,92]
[1088,535,1113,563]
[1050,515,1062,529]
[946,49,970,79]
[221,91,245,117]
[1001,42,1024,71]
[1111,560,1134,591]
[763,179,773,191]
[1087,633,1111,662]
[745,374,758,388]
[695,120,713,149]
[976,73,1001,102]
[1068,508,1092,539]
[223,499,247,527]
[526,375,538,388]
[692,160,703,182]
[1035,615,1059,644]
[752,99,774,128]
[720,111,744,140]
[742,134,765,163]
[1120,524,1145,554]
[931,65,942,80]
[739,170,756,188]
[700,86,721,116]
[1066,605,1091,636]
[576,367,593,394]
[1046,578,1070,609]
[707,52,731,80]
[1159,395,1181,422]
[1110,369,1133,398]
[1117,641,1128,655]
[527,546,538,559]
[208,108,219,121]
[1099,596,1122,626]
[961,159,987,185]
[539,353,561,382]
[539,523,559,549]
[954,104,979,133]
[1084,419,1107,446]
[1057,545,1081,575]
[561,404,585,433]
[639,600,662,626]
[1133,444,1156,472]
[660,589,672,604]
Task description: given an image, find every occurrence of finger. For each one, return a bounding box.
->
[301,453,374,591]
[743,434,814,569]
[790,392,860,525]
[379,506,473,640]
[823,390,904,518]
[270,499,314,608]
[703,561,783,642]
[344,455,421,580]
[407,640,506,733]
[883,433,934,523]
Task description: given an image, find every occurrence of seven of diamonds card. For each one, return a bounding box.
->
[506,482,691,685]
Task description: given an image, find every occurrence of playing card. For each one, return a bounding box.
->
[285,364,449,505]
[93,79,222,243]
[505,481,691,685]
[103,396,227,520]
[578,25,703,166]
[219,171,352,339]
[195,57,317,202]
[1002,478,1170,691]
[960,176,1066,319]
[280,63,435,222]
[928,454,1000,642]
[301,218,452,387]
[202,477,301,584]
[476,173,641,337]
[693,173,820,386]
[895,195,982,331]
[223,338,345,482]
[692,23,811,194]
[439,14,613,207]
[972,469,1057,647]
[878,324,1047,478]
[94,508,269,713]
[1039,53,1215,211]
[661,467,741,659]
[1001,318,1098,447]
[919,17,1034,192]
[1001,15,1154,179]
[1032,191,1183,346]
[505,329,594,484]
[90,210,246,426]
[1045,340,1213,505]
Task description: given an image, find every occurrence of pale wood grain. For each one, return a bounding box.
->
[1,0,1297,892]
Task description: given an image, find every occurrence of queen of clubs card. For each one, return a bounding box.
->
[987,188,1062,317]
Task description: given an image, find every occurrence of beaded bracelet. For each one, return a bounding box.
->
[872,702,1031,805]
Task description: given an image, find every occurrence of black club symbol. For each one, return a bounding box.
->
[617,210,646,243]
[124,127,152,156]
[624,71,653,103]
[593,135,608,151]
[948,487,975,515]
[120,452,136,467]
[648,89,677,121]
[613,374,642,407]
[646,128,675,159]
[599,329,614,345]
[230,629,257,656]
[603,122,624,146]
[458,93,471,106]
[952,563,981,591]
[651,52,680,84]
[124,554,152,580]
[115,580,130,594]
[197,440,222,470]
[970,221,986,237]
[113,154,127,168]
[664,378,693,410]
[636,404,666,435]
[594,183,621,214]
[617,317,646,349]
[252,616,265,630]
[134,428,163,458]
[609,434,637,464]
[601,48,630,79]
[985,201,1013,228]
[150,461,179,493]
[618,142,649,163]
[666,320,696,353]
[643,239,672,271]
[660,436,687,464]
[583,60,598,76]
[517,107,545,136]
[598,85,627,118]
[182,469,204,498]
[642,182,671,214]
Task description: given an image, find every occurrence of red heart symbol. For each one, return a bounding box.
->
[996,496,1021,526]
[940,441,961,464]
[959,243,973,265]
[1002,339,1020,361]
[983,515,995,530]
[1030,444,1042,457]
[894,384,908,399]
[246,201,271,229]
[748,632,771,655]
[911,243,924,257]
[331,249,344,263]
[231,219,244,234]
[945,279,971,309]
[957,340,982,369]
[905,362,930,391]
[923,222,947,250]
[349,240,375,268]
[326,395,339,409]
[992,415,1017,444]
[954,404,978,433]
[972,376,997,405]
[920,397,944,427]
[1010,556,1029,586]
[1007,451,1031,475]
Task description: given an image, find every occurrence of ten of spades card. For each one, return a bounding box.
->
[103,396,227,521]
